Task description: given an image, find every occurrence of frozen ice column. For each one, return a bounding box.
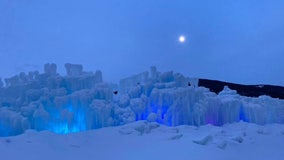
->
[0,78,3,88]
[65,63,83,77]
[44,63,57,76]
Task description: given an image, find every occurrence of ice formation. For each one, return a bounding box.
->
[0,63,284,136]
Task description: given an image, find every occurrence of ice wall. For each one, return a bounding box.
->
[0,63,284,136]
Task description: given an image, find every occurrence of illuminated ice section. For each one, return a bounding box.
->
[48,105,87,134]
[0,63,284,136]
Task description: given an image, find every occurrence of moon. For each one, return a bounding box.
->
[179,35,186,43]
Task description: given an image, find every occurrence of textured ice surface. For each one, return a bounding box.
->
[0,63,284,136]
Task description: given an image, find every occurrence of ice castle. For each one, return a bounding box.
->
[0,63,283,136]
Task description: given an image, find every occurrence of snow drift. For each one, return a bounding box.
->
[0,63,284,136]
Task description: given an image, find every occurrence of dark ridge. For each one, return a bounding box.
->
[198,79,284,99]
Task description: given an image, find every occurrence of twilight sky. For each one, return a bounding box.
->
[1,0,284,85]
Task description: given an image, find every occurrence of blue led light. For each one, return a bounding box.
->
[74,109,87,131]
[50,122,83,134]
[0,124,8,137]
[141,112,148,120]
[0,123,14,137]
[66,105,74,112]
[150,102,159,113]
[165,114,173,126]
[48,105,87,134]
[205,116,218,125]
[239,106,247,122]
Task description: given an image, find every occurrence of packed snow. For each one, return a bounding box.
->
[0,63,284,137]
[1,121,284,160]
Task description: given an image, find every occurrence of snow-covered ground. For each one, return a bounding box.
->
[1,121,284,160]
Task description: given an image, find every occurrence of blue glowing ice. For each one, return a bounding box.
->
[239,105,247,122]
[0,124,10,137]
[46,105,86,134]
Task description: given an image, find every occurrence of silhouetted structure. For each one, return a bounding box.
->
[198,79,284,99]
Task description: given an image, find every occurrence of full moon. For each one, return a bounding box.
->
[179,35,186,43]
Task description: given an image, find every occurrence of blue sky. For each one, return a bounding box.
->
[1,0,284,85]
